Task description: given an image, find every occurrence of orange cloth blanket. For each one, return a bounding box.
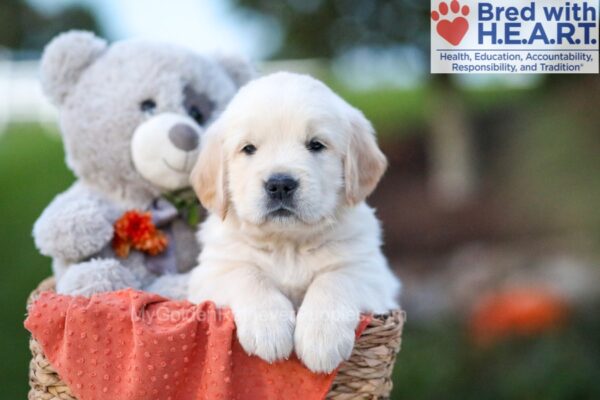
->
[25,289,369,400]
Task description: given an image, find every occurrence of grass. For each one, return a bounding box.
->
[335,86,429,135]
[0,123,74,399]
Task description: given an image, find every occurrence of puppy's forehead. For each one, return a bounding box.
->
[222,73,348,144]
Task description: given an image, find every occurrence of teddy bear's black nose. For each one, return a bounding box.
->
[169,123,199,152]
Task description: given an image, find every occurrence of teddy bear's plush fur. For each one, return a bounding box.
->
[33,31,252,298]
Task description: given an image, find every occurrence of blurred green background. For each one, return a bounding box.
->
[1,0,599,399]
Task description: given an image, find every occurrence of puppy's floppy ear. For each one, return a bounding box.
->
[214,53,255,88]
[190,125,229,220]
[344,107,388,206]
[40,30,107,106]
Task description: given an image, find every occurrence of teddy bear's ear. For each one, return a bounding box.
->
[214,53,256,88]
[40,30,107,105]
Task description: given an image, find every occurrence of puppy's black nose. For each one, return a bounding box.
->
[265,174,299,200]
[169,123,199,151]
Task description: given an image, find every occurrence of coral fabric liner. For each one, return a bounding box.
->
[25,289,369,400]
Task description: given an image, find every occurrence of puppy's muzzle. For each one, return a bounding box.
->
[264,174,299,201]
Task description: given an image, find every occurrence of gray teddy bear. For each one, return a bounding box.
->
[33,31,252,298]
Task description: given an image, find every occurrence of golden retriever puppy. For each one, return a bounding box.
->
[188,72,400,373]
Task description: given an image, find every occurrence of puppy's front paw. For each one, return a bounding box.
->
[234,297,295,363]
[295,305,358,373]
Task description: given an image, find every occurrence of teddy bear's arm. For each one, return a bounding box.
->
[33,183,114,262]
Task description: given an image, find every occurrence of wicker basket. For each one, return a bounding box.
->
[27,278,404,400]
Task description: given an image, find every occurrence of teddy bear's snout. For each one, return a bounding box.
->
[168,123,199,152]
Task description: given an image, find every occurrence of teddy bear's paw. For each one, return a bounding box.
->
[294,305,357,373]
[234,298,296,363]
[57,259,139,296]
[33,197,114,261]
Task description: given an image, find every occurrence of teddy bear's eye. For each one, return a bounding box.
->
[184,86,214,127]
[188,105,205,126]
[140,99,157,114]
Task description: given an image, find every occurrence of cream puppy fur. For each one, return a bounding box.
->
[188,72,400,373]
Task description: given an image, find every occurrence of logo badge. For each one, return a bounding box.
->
[431,0,599,74]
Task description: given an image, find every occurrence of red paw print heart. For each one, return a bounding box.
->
[432,0,471,46]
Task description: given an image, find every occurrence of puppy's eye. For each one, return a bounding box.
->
[140,99,157,114]
[307,139,326,152]
[188,105,205,125]
[241,144,257,155]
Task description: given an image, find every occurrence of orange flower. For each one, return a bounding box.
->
[112,210,168,258]
[469,288,568,346]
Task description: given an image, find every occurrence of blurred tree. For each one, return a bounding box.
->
[428,77,477,209]
[0,0,101,51]
[232,0,430,59]
[233,0,477,208]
